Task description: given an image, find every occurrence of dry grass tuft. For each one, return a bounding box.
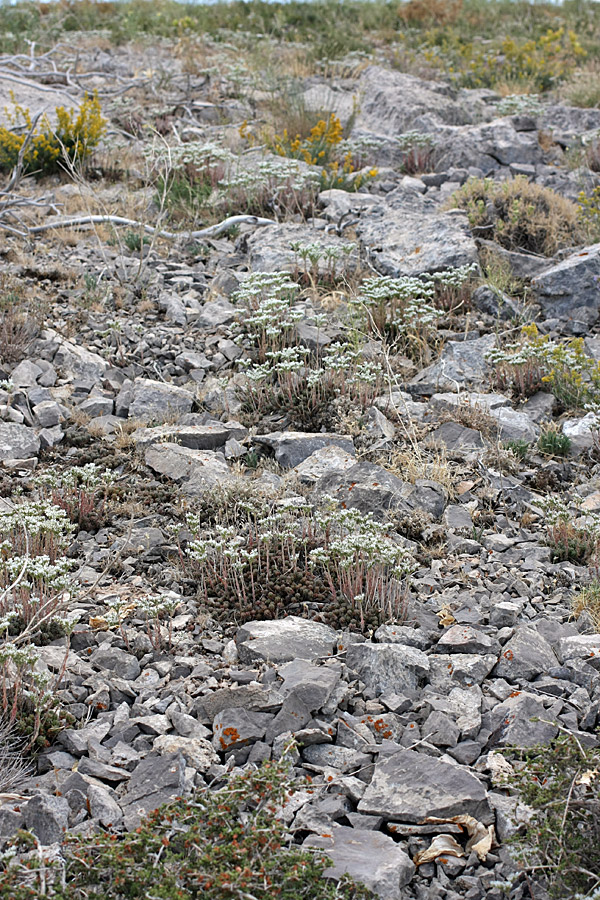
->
[572,581,600,630]
[448,175,585,256]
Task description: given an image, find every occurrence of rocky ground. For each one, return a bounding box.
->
[1,21,600,900]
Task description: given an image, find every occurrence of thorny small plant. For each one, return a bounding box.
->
[0,751,374,900]
[500,734,600,899]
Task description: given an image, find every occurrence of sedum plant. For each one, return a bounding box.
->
[538,494,600,565]
[0,500,77,747]
[182,495,415,632]
[35,464,115,531]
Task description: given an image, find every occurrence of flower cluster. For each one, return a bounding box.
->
[487,324,600,408]
[495,94,543,116]
[183,495,415,631]
[269,113,377,192]
[0,93,106,176]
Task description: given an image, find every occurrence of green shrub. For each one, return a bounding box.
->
[537,422,571,457]
[450,176,585,256]
[503,439,529,460]
[0,754,374,900]
[503,735,600,899]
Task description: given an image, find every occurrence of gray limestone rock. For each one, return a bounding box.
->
[33,401,63,431]
[413,334,495,394]
[128,378,194,423]
[153,735,219,771]
[489,407,538,442]
[144,443,233,495]
[0,423,40,460]
[436,118,545,172]
[121,754,187,830]
[556,634,600,663]
[346,643,429,695]
[294,445,356,484]
[51,332,107,384]
[357,193,477,278]
[489,692,558,748]
[532,244,600,326]
[437,625,499,656]
[358,750,492,823]
[264,693,312,743]
[319,189,381,221]
[134,423,246,451]
[301,744,372,773]
[195,298,237,331]
[10,360,43,387]
[89,646,141,681]
[314,461,409,517]
[494,627,558,682]
[87,784,123,827]
[256,431,355,469]
[426,422,485,453]
[200,684,285,721]
[23,794,69,845]
[304,825,415,900]
[0,807,24,843]
[355,66,472,137]
[423,710,461,748]
[212,709,274,751]
[428,654,498,692]
[236,617,337,664]
[277,659,342,711]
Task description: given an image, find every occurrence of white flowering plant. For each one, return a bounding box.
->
[181,495,415,630]
[35,463,115,530]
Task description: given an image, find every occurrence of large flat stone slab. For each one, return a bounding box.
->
[304,825,415,899]
[358,749,492,824]
[236,616,337,664]
[357,190,477,278]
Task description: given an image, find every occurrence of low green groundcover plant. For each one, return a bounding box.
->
[0,755,373,900]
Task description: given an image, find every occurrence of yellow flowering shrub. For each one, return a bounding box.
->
[0,93,106,176]
[448,27,585,91]
[487,323,600,410]
[268,113,377,192]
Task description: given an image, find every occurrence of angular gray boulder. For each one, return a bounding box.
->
[357,191,477,277]
[304,826,415,900]
[358,750,492,823]
[532,244,600,329]
[0,423,40,460]
[236,616,337,664]
[346,643,429,695]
